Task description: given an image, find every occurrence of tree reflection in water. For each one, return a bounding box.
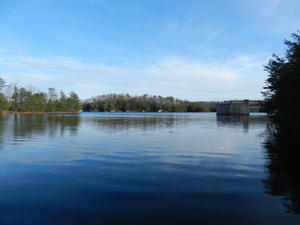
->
[90,115,186,133]
[0,114,81,146]
[263,124,300,214]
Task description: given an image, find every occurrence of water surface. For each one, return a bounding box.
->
[0,113,299,225]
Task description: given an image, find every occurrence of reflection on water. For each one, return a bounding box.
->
[0,112,300,225]
[0,113,266,137]
[263,123,300,214]
[90,113,188,132]
[0,114,80,144]
[217,114,268,133]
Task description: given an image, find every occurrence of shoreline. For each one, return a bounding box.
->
[0,111,80,114]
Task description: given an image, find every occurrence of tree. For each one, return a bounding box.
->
[11,86,20,111]
[0,93,8,111]
[4,83,17,104]
[263,32,300,131]
[47,88,58,111]
[0,77,6,90]
[0,77,8,111]
[66,92,81,112]
[57,91,67,111]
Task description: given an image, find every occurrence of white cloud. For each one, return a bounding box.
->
[0,48,11,54]
[19,57,119,74]
[0,54,268,100]
[120,55,268,100]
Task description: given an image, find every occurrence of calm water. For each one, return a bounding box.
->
[0,112,299,225]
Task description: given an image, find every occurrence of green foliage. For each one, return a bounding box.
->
[250,108,259,113]
[0,77,5,90]
[0,77,8,112]
[0,93,8,112]
[263,32,300,130]
[66,92,81,112]
[83,94,210,112]
[0,77,81,112]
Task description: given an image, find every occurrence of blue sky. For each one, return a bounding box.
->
[1,0,300,100]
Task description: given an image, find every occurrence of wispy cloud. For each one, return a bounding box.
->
[21,57,119,74]
[0,54,268,100]
[0,56,119,74]
[0,48,11,54]
[121,54,268,100]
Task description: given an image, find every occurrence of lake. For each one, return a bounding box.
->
[0,112,299,225]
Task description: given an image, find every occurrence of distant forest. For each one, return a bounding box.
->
[0,77,81,112]
[83,94,214,112]
[1,76,264,114]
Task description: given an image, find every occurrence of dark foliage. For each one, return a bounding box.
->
[83,94,210,112]
[263,32,300,131]
[263,32,300,214]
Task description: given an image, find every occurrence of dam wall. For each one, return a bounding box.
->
[216,100,249,115]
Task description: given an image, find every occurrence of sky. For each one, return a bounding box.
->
[0,0,300,101]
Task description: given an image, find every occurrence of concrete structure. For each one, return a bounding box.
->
[216,100,249,115]
[248,100,264,112]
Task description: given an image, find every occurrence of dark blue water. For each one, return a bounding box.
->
[0,113,299,225]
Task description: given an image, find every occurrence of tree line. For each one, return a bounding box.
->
[83,94,210,112]
[0,77,81,112]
